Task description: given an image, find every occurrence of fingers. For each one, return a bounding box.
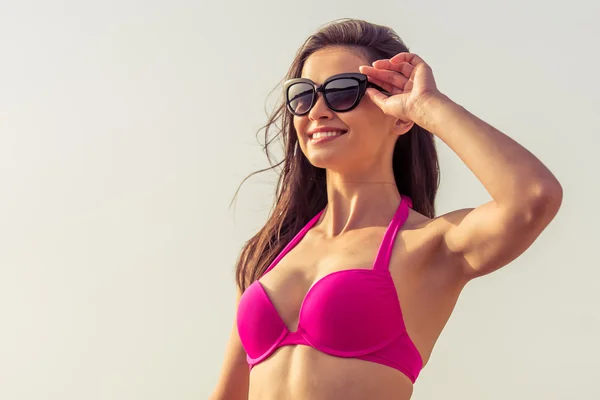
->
[365,87,389,109]
[365,74,403,95]
[359,65,408,92]
[363,73,391,91]
[389,52,428,69]
[359,52,429,105]
[372,59,415,79]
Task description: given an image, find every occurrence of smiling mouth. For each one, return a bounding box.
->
[308,130,348,141]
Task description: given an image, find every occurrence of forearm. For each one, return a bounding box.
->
[412,93,562,209]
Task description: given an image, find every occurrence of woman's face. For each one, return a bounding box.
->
[293,46,402,174]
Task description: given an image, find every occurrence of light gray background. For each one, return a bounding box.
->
[1,1,598,399]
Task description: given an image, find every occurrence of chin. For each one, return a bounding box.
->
[305,152,347,170]
[301,136,358,170]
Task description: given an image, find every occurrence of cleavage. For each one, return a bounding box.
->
[258,224,387,331]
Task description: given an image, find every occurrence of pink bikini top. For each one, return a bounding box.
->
[236,196,423,383]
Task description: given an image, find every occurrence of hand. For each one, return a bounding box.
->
[359,52,441,123]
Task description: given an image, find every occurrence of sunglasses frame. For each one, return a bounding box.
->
[283,72,392,116]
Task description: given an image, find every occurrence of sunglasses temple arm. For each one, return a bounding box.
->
[367,82,392,97]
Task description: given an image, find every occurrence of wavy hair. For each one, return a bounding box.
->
[234,19,439,291]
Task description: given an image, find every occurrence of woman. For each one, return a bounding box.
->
[210,19,562,400]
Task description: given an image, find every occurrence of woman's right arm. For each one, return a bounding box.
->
[209,289,249,400]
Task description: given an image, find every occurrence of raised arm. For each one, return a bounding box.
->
[419,93,562,279]
[361,52,563,280]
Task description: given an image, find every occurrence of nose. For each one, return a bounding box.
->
[308,92,333,121]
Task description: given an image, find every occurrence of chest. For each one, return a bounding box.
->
[258,226,434,332]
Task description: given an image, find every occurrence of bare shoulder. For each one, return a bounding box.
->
[400,207,460,244]
[406,207,474,232]
[396,208,475,280]
[404,207,477,248]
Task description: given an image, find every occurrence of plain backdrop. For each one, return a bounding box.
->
[1,0,599,399]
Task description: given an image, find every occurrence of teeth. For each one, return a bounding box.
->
[311,131,345,140]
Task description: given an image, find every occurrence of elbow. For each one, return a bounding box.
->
[523,178,563,224]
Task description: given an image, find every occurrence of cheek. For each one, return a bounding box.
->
[293,118,308,150]
[345,110,386,139]
[293,116,306,135]
[344,114,390,155]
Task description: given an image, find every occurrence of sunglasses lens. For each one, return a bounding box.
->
[324,78,360,111]
[287,83,314,115]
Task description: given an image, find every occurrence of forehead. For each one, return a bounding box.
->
[300,47,368,84]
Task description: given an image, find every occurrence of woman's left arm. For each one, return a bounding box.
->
[362,53,563,280]
[416,93,563,279]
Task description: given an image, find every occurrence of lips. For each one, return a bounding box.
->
[308,130,348,140]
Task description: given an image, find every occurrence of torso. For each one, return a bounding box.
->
[246,208,467,400]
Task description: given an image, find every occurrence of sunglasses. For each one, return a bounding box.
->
[284,73,392,116]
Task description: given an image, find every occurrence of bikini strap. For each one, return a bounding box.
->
[372,195,412,271]
[261,209,325,277]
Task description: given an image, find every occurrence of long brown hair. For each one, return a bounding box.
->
[234,19,439,291]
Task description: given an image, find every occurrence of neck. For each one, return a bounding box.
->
[320,167,401,237]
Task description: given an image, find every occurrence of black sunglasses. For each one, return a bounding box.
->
[283,72,392,116]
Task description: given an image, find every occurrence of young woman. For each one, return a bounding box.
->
[210,19,562,400]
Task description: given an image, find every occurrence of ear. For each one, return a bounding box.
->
[391,118,414,136]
